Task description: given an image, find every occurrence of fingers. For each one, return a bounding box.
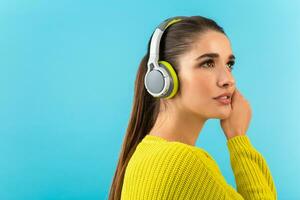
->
[236,89,246,100]
[231,89,238,104]
[231,89,242,109]
[233,88,251,108]
[233,88,244,99]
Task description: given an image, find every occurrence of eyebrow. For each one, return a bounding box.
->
[195,53,235,60]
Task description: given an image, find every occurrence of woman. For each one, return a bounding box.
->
[109,15,277,199]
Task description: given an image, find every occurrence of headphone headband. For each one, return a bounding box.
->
[144,16,188,99]
[147,16,187,70]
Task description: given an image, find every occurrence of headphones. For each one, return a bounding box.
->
[144,16,188,99]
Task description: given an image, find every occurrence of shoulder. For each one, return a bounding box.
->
[139,143,229,198]
[154,142,228,184]
[159,141,211,162]
[123,141,233,199]
[152,142,210,174]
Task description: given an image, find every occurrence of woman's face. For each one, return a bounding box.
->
[176,30,236,120]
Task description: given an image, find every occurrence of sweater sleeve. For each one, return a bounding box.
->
[121,136,277,200]
[167,148,246,200]
[226,135,277,200]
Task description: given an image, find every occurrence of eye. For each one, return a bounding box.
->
[199,59,235,71]
[227,60,235,71]
[200,59,215,68]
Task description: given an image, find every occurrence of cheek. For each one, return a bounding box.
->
[181,76,214,109]
[180,74,231,119]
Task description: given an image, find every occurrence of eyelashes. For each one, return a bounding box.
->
[227,61,235,70]
[200,59,214,68]
[199,59,235,71]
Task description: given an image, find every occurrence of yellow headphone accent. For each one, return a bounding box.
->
[158,61,179,99]
[144,16,187,99]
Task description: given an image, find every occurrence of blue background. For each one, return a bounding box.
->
[0,0,299,199]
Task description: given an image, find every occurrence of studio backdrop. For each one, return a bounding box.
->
[0,0,299,199]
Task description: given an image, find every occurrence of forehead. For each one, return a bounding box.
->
[191,31,233,56]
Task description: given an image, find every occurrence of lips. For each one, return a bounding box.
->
[213,92,232,99]
[213,92,232,105]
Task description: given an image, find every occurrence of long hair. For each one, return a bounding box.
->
[108,15,226,200]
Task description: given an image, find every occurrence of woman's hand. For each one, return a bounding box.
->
[220,88,252,140]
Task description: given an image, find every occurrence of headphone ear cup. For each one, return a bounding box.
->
[158,60,179,99]
[144,67,165,96]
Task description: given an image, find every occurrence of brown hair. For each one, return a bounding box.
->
[108,15,226,200]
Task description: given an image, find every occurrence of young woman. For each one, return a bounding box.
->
[109,15,277,200]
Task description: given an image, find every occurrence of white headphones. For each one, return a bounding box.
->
[144,16,188,99]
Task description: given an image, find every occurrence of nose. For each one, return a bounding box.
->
[217,67,235,88]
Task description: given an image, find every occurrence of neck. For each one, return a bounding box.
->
[149,103,207,146]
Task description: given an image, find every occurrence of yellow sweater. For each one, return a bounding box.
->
[121,134,277,199]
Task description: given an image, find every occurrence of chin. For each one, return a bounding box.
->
[212,106,231,119]
[218,114,230,120]
[218,109,231,119]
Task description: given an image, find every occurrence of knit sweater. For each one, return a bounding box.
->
[121,134,277,199]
